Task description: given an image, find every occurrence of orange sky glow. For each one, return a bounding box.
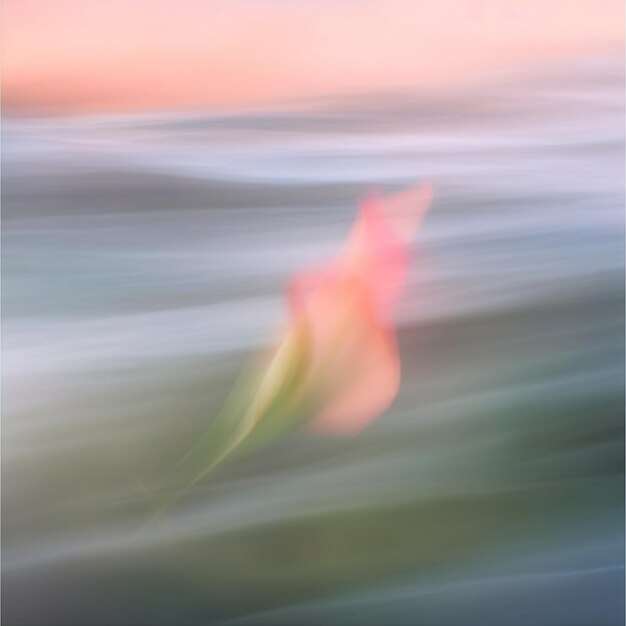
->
[2,0,624,113]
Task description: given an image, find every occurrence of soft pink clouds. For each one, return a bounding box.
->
[3,0,623,113]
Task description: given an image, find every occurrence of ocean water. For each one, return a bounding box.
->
[2,58,624,625]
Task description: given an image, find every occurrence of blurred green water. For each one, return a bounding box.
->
[2,59,624,624]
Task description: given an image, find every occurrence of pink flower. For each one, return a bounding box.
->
[155,182,433,513]
[284,181,434,433]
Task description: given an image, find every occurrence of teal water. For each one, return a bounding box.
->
[2,58,624,625]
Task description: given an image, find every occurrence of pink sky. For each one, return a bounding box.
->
[3,0,623,113]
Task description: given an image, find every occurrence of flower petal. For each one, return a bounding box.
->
[305,275,400,433]
[341,181,433,321]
